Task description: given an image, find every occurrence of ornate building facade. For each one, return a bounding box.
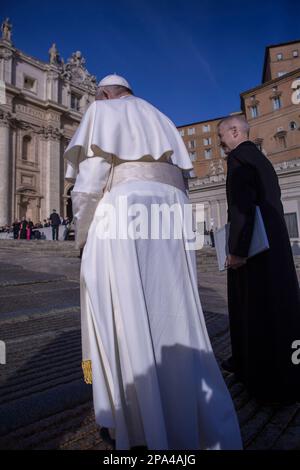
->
[0,18,97,226]
[179,40,300,246]
[0,20,299,248]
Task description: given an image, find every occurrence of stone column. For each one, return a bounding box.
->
[0,112,10,225]
[39,126,62,219]
[207,200,214,229]
[46,70,59,102]
[0,57,5,82]
[0,47,13,84]
[216,199,221,229]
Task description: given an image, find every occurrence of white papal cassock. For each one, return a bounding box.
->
[64,95,242,450]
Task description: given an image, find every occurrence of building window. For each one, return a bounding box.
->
[204,149,212,159]
[289,121,298,130]
[189,151,196,161]
[23,76,37,93]
[220,147,226,158]
[254,139,263,151]
[284,213,299,238]
[71,93,81,111]
[188,140,196,149]
[188,127,195,135]
[202,124,210,133]
[251,105,259,118]
[22,135,31,160]
[293,50,299,58]
[203,137,212,146]
[273,96,282,110]
[278,135,286,148]
[179,129,184,137]
[277,53,283,61]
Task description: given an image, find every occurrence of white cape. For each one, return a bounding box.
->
[64,96,194,172]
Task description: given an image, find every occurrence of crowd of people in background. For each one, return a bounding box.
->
[0,210,74,241]
[0,212,216,246]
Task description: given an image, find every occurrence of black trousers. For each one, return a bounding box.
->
[52,225,59,240]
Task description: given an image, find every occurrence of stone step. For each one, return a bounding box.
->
[0,401,96,450]
[0,282,80,318]
[0,308,80,339]
[0,378,91,439]
[0,310,90,442]
[0,240,79,257]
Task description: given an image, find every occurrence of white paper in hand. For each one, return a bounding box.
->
[214,206,269,271]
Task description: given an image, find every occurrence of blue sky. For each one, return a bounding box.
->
[2,0,298,125]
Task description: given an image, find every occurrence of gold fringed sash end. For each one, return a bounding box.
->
[82,360,93,384]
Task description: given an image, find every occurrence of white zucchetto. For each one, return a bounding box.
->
[97,74,132,91]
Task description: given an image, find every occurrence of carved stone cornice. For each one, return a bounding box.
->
[274,129,287,138]
[0,46,13,60]
[208,159,225,177]
[269,90,282,100]
[248,97,260,108]
[0,108,14,127]
[47,70,60,81]
[60,50,97,93]
[274,158,300,173]
[189,172,226,190]
[189,158,300,192]
[16,187,37,195]
[37,125,63,140]
[22,122,35,132]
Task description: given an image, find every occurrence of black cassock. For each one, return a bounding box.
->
[226,140,300,402]
[19,220,27,239]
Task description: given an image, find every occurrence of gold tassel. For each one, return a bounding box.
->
[81,360,93,384]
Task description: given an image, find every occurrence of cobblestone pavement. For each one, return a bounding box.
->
[0,240,299,450]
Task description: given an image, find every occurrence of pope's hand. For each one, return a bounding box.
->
[225,254,247,270]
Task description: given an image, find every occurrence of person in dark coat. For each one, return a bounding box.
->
[49,209,61,241]
[209,228,215,247]
[19,217,28,239]
[12,219,20,239]
[218,115,300,404]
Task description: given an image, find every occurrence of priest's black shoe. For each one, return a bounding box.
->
[99,427,115,448]
[221,357,236,373]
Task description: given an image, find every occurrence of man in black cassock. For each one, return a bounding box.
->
[19,217,28,239]
[49,209,61,241]
[218,115,300,404]
[12,219,20,239]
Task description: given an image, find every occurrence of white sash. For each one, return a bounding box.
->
[104,159,186,194]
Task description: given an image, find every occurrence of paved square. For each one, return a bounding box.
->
[0,240,299,450]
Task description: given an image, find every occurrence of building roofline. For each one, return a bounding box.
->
[262,39,300,83]
[265,39,300,50]
[177,113,241,129]
[241,67,300,98]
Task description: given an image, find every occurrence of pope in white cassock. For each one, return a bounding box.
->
[63,74,242,450]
